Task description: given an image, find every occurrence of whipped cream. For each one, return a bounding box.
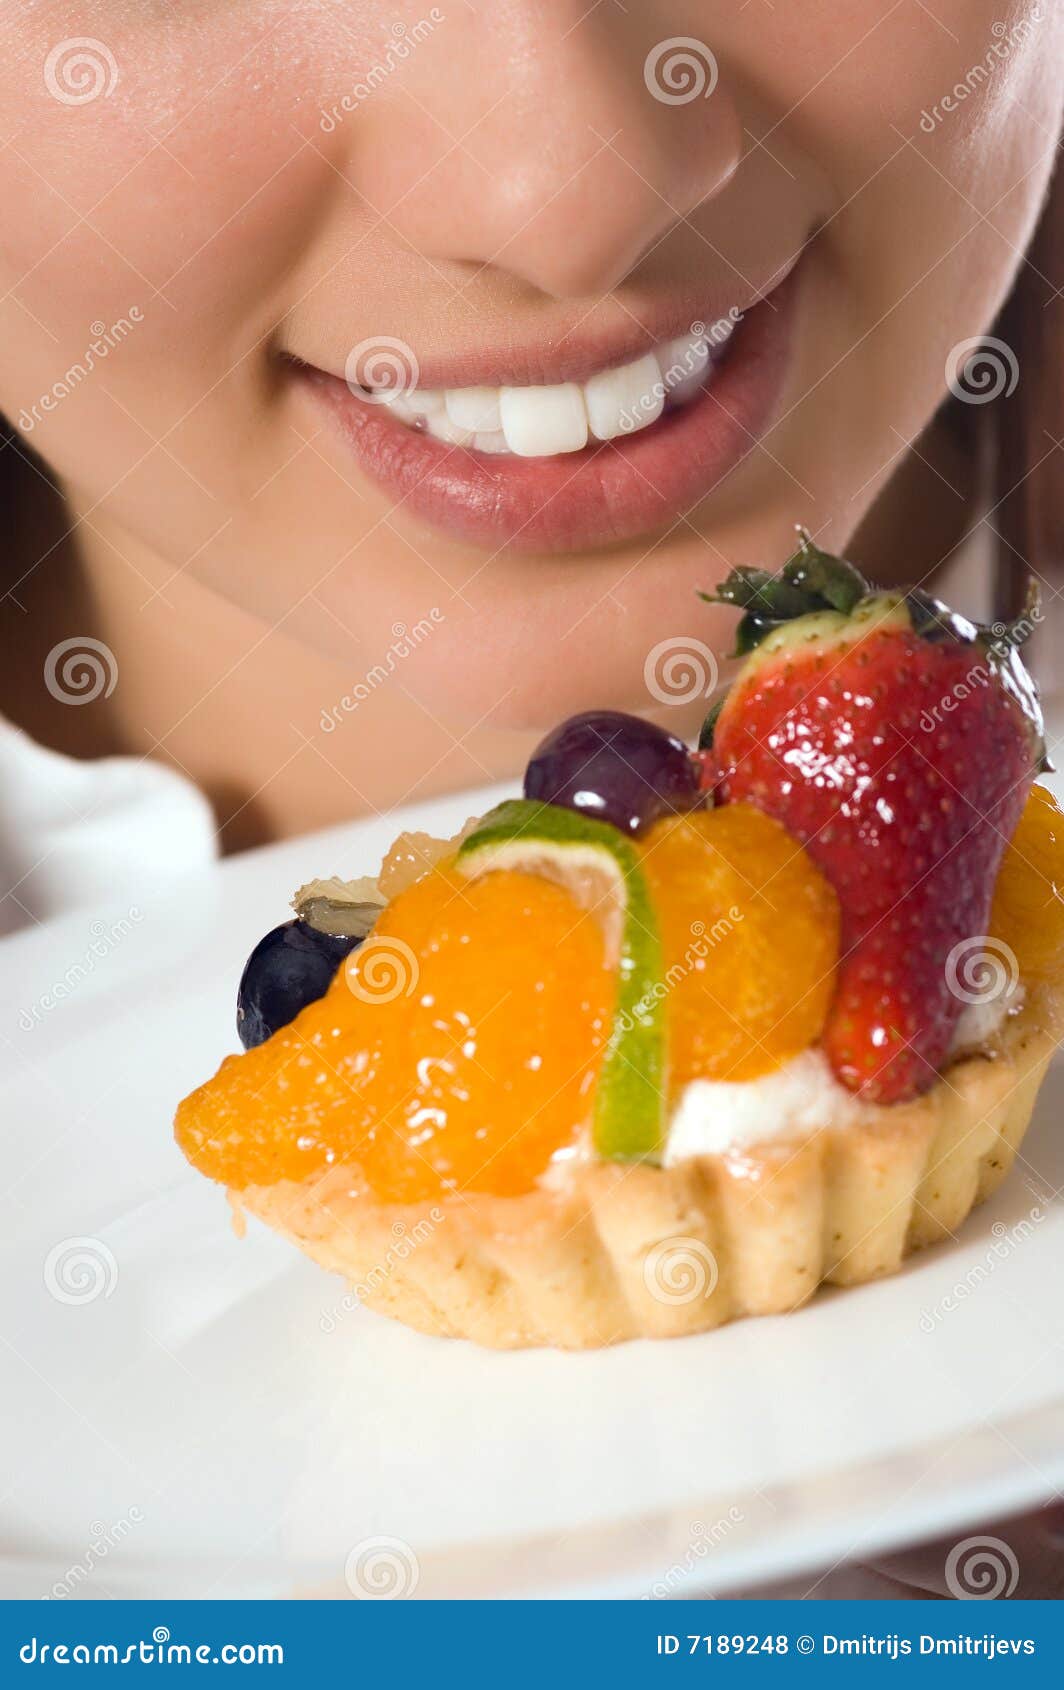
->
[662,986,1024,1164]
[663,1048,861,1163]
[948,980,1024,1055]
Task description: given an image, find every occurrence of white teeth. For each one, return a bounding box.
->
[499,382,588,457]
[378,387,445,426]
[658,333,711,406]
[445,387,502,433]
[584,352,664,442]
[422,411,473,445]
[369,324,727,457]
[379,391,419,424]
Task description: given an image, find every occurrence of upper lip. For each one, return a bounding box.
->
[291,253,801,394]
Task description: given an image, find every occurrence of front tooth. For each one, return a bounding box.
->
[389,335,719,453]
[658,333,710,406]
[499,383,587,456]
[423,411,473,445]
[473,430,509,454]
[410,388,445,415]
[584,352,664,442]
[445,387,502,433]
[379,391,419,424]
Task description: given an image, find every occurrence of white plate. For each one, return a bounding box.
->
[2,777,1063,1602]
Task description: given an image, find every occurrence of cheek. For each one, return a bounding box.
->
[774,1,1054,171]
[0,8,346,503]
[886,1,1058,236]
[758,0,1060,476]
[809,0,1059,273]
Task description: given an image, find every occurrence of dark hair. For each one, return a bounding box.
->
[991,156,1064,611]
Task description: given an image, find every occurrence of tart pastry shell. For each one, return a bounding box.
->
[235,992,1059,1349]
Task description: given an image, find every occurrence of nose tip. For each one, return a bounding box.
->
[362,24,744,302]
[484,103,743,300]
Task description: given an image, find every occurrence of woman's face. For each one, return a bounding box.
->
[1,0,1059,728]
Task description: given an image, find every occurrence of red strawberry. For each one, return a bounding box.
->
[700,534,1045,1103]
[690,747,719,798]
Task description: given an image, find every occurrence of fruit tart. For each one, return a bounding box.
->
[176,537,1064,1348]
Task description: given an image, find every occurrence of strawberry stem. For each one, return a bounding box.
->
[699,529,868,655]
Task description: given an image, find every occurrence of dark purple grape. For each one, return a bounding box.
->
[236,921,363,1050]
[523,709,700,837]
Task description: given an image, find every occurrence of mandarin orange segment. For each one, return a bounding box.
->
[175,865,613,1203]
[990,783,1064,985]
[638,805,839,1087]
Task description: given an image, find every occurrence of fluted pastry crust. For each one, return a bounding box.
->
[234,991,1058,1349]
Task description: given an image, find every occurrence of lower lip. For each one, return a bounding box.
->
[296,266,801,554]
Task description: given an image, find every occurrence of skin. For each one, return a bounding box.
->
[4,5,1060,1579]
[0,0,1060,847]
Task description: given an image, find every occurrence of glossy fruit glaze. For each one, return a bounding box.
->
[990,783,1064,986]
[177,785,1060,1204]
[715,610,1035,1101]
[638,805,839,1087]
[523,709,700,837]
[235,920,363,1050]
[176,864,613,1202]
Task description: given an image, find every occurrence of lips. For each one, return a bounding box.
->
[292,262,802,554]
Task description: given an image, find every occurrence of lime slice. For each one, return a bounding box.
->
[456,798,666,1161]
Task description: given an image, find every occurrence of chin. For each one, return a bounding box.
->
[384,590,729,737]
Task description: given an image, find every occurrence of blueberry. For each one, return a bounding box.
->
[236,920,363,1050]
